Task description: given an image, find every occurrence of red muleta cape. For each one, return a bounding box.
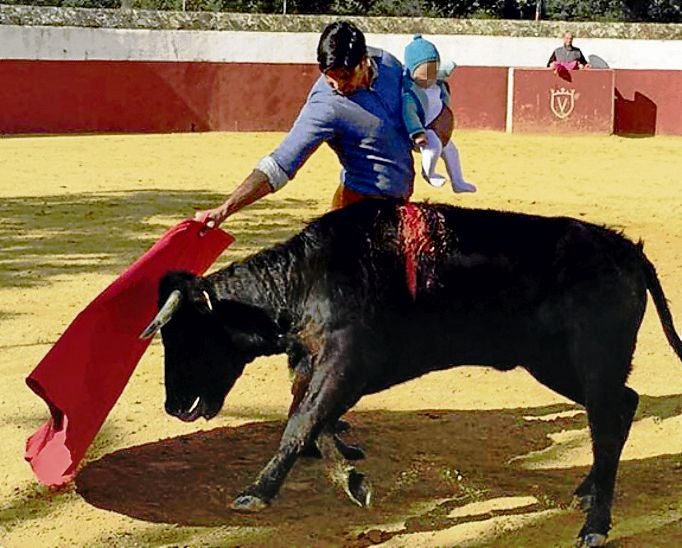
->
[25,220,234,487]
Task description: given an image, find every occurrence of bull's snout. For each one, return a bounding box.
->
[165,396,207,422]
[164,400,179,417]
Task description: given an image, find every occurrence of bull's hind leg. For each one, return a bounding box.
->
[577,390,622,546]
[525,361,596,508]
[316,428,372,507]
[574,386,638,513]
[529,351,637,547]
[575,383,639,547]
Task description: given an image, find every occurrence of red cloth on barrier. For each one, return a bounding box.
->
[25,220,234,487]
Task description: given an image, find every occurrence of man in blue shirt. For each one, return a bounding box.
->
[195,21,415,227]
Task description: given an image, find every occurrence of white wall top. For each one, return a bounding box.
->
[2,25,682,70]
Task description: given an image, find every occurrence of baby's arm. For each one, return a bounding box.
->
[402,88,427,146]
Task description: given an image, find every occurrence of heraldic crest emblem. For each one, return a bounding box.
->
[550,87,577,119]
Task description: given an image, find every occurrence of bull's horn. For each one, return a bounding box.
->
[140,289,182,339]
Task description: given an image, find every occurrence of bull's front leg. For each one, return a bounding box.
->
[290,350,365,461]
[232,333,364,512]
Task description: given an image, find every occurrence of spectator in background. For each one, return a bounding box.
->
[547,32,591,72]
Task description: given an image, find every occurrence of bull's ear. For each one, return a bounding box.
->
[216,299,279,338]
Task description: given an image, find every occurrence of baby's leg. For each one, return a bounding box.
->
[419,130,446,187]
[442,140,476,193]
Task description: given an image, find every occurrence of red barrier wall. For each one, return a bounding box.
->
[614,70,682,136]
[1,60,681,136]
[449,67,508,132]
[0,61,508,135]
[0,60,318,134]
[512,68,615,134]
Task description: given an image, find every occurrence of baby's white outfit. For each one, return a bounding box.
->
[419,84,476,193]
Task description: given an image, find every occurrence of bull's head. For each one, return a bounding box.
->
[141,271,279,422]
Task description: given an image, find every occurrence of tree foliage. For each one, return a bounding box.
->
[7,0,681,22]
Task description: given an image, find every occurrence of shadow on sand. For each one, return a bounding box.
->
[0,190,319,289]
[75,397,682,546]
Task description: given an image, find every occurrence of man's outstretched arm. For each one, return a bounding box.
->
[194,96,335,228]
[194,169,273,228]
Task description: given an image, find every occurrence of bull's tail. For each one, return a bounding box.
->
[640,246,682,361]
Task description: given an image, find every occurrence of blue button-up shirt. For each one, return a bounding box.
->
[257,47,415,200]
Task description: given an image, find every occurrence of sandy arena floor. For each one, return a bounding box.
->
[1,131,682,547]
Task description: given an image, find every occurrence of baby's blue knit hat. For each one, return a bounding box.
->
[404,34,440,75]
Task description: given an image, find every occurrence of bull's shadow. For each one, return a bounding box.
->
[75,398,682,546]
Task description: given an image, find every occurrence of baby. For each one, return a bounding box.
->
[402,35,476,193]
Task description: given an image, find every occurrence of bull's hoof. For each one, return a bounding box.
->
[346,470,372,508]
[231,494,269,513]
[576,533,607,547]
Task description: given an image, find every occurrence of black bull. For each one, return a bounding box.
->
[142,200,682,547]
